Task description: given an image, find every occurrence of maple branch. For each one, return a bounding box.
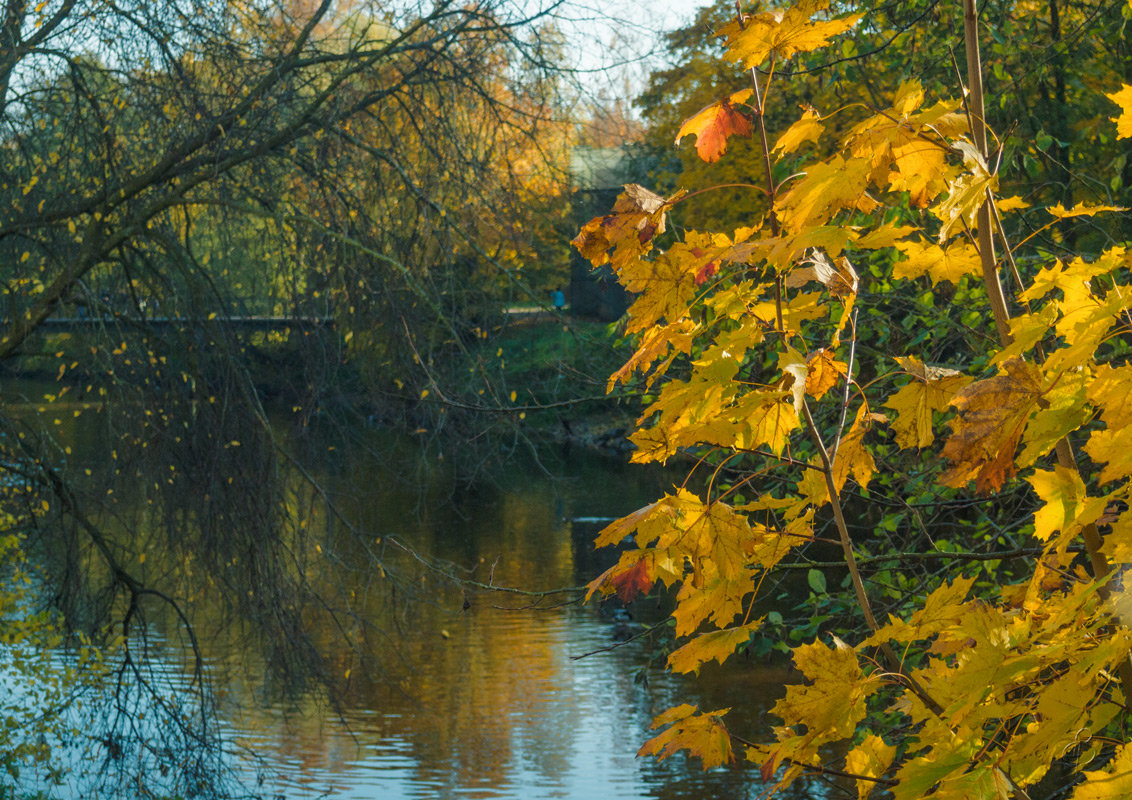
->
[770,545,1054,570]
[676,183,770,203]
[986,194,1030,305]
[800,398,951,721]
[800,401,880,634]
[736,3,784,334]
[960,1,1012,345]
[569,619,670,661]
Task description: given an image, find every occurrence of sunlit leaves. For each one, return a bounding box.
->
[1106,84,1132,138]
[581,1,1132,790]
[845,84,964,207]
[720,0,861,68]
[639,705,734,770]
[892,239,981,285]
[676,90,753,163]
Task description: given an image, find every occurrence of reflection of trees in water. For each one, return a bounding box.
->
[5,380,816,798]
[0,0,587,788]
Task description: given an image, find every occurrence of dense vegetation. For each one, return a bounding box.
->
[579,0,1132,798]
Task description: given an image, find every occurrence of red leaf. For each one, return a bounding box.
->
[612,558,654,602]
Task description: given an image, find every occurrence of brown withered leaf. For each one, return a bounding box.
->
[939,357,1042,493]
[571,185,679,271]
[784,250,858,296]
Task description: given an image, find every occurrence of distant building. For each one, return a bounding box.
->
[568,146,635,322]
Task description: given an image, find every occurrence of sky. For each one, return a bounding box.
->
[529,0,710,100]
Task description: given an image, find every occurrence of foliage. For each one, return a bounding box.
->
[638,0,1132,243]
[578,0,1132,797]
[0,0,590,792]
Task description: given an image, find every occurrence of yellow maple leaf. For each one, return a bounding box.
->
[732,391,801,455]
[1106,83,1132,139]
[721,0,861,68]
[1047,200,1126,219]
[1084,364,1132,484]
[608,320,696,391]
[639,705,734,769]
[1027,466,1105,544]
[805,348,847,400]
[1016,368,1089,468]
[773,106,824,154]
[767,638,876,776]
[887,135,951,207]
[672,569,757,634]
[893,239,981,285]
[667,623,761,675]
[1019,249,1127,303]
[934,142,997,243]
[621,250,698,333]
[571,184,678,271]
[891,80,925,117]
[845,734,897,800]
[831,406,878,493]
[885,356,973,449]
[777,155,877,233]
[996,196,1030,212]
[855,222,917,249]
[845,91,961,207]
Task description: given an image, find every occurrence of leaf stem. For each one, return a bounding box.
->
[800,397,945,716]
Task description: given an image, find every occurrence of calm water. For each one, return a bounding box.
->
[3,387,823,799]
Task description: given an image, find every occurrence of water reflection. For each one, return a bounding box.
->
[199,442,807,800]
[5,388,827,799]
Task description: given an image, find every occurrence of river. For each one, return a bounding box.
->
[2,385,824,799]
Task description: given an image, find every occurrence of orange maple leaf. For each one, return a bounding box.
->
[804,348,848,400]
[611,558,654,603]
[675,90,753,163]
